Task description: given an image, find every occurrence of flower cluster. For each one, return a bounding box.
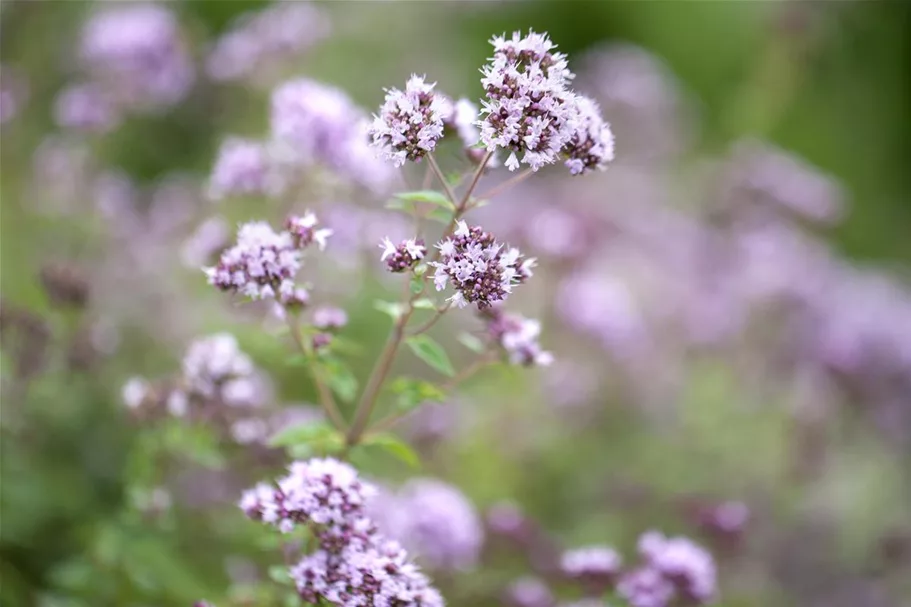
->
[561,545,622,587]
[432,221,533,309]
[618,531,717,607]
[121,333,264,419]
[204,221,301,301]
[79,3,194,111]
[481,307,553,366]
[208,137,281,200]
[370,478,484,572]
[53,82,119,133]
[477,30,614,173]
[206,1,330,84]
[380,237,427,273]
[285,212,333,251]
[563,96,615,175]
[205,214,328,302]
[369,75,449,167]
[270,78,363,166]
[269,78,393,192]
[240,458,443,606]
[181,333,257,404]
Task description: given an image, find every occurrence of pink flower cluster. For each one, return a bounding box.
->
[240,458,443,606]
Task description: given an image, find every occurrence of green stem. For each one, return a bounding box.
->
[408,301,452,336]
[425,154,459,207]
[346,152,494,448]
[285,313,347,431]
[475,166,533,202]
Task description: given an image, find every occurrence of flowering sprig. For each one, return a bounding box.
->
[196,27,616,606]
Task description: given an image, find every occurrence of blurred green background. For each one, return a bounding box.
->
[1,1,910,606]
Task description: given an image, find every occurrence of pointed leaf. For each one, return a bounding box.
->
[458,332,487,354]
[405,335,455,377]
[412,298,437,310]
[363,433,421,468]
[389,376,447,413]
[395,190,455,210]
[374,299,405,321]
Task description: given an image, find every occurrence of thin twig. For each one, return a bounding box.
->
[368,353,497,434]
[285,314,347,431]
[346,278,417,447]
[425,154,459,207]
[475,167,534,202]
[408,301,452,336]
[459,151,493,208]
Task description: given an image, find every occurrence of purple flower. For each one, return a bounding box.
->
[204,221,302,301]
[242,459,443,606]
[372,478,484,572]
[369,74,448,167]
[481,307,552,366]
[505,576,554,607]
[478,30,578,171]
[291,539,444,607]
[563,96,615,175]
[432,221,533,309]
[636,531,717,605]
[380,237,426,273]
[181,333,256,403]
[0,64,28,124]
[79,3,194,111]
[206,1,330,84]
[53,82,120,133]
[561,545,622,585]
[311,306,348,330]
[208,137,282,200]
[270,78,363,166]
[285,212,333,251]
[617,566,676,607]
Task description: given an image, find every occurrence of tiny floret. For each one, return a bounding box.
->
[380,237,426,273]
[285,212,332,250]
[481,308,553,366]
[369,74,448,167]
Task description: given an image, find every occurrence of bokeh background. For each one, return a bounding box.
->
[1,1,909,606]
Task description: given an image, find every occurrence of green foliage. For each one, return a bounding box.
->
[405,335,456,377]
[315,355,359,403]
[392,190,456,210]
[360,433,421,469]
[374,299,406,321]
[388,376,447,413]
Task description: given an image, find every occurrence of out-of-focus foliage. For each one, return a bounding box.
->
[2,1,909,607]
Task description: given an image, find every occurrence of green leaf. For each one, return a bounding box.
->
[363,433,421,468]
[268,420,338,448]
[410,274,424,295]
[414,263,428,276]
[389,376,446,413]
[458,332,487,354]
[405,335,455,376]
[412,297,436,310]
[269,565,292,586]
[374,299,405,320]
[317,356,359,403]
[426,208,453,225]
[285,353,310,367]
[395,190,455,210]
